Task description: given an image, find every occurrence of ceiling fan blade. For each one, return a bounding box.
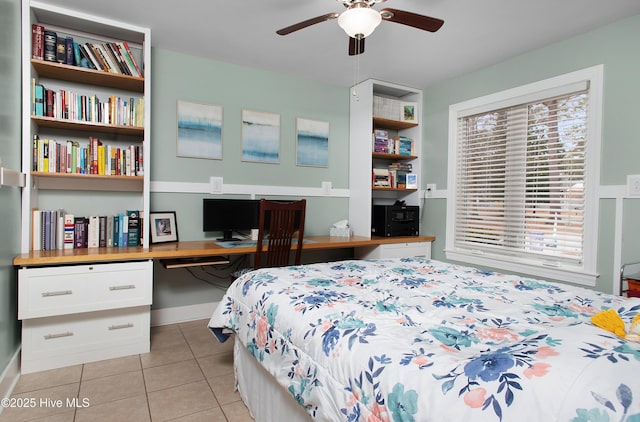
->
[380,8,444,32]
[276,12,340,35]
[348,37,365,56]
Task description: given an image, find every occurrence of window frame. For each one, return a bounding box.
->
[445,65,603,286]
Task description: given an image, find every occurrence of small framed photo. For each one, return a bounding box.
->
[406,173,418,189]
[150,211,179,243]
[400,102,418,124]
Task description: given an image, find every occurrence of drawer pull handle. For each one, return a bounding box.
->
[44,332,73,340]
[109,284,136,291]
[109,323,134,331]
[41,290,72,297]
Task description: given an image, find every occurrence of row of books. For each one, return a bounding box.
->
[32,136,143,176]
[372,168,417,189]
[32,80,144,127]
[372,130,415,155]
[32,209,143,251]
[32,24,142,77]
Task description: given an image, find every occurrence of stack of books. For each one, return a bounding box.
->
[372,168,391,188]
[31,24,142,77]
[32,136,143,177]
[31,209,143,251]
[32,80,144,127]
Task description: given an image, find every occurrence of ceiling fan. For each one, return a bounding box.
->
[276,0,444,56]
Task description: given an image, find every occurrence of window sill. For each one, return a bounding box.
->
[444,249,598,287]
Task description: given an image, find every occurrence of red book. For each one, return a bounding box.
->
[31,24,45,60]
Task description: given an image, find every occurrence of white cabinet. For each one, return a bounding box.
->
[348,79,423,238]
[18,260,153,374]
[355,242,432,259]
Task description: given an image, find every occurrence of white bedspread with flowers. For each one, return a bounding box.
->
[209,257,640,422]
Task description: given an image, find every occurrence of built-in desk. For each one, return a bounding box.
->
[13,235,435,267]
[13,235,434,373]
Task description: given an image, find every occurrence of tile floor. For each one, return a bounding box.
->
[0,319,254,422]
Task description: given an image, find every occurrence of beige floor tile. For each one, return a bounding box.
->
[0,383,79,422]
[177,318,211,331]
[13,365,82,394]
[0,411,76,422]
[74,394,150,422]
[143,359,204,393]
[167,407,228,422]
[78,370,145,406]
[207,372,241,406]
[140,341,194,369]
[147,380,218,421]
[196,351,234,379]
[81,354,141,381]
[221,400,255,422]
[150,325,188,350]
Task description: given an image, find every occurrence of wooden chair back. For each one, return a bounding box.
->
[255,199,306,269]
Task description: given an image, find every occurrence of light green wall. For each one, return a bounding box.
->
[421,14,640,293]
[0,0,22,380]
[149,49,353,309]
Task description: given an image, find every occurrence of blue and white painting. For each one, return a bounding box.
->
[296,118,329,167]
[242,110,280,164]
[177,100,223,159]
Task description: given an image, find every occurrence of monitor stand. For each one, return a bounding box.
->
[217,230,241,242]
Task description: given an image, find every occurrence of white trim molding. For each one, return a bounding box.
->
[151,181,350,198]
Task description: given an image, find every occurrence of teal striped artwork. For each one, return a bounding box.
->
[176,100,223,160]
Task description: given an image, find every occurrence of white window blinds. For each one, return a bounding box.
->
[454,86,589,265]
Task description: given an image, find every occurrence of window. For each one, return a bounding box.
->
[446,66,603,286]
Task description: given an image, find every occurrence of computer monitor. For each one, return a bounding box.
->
[202,198,259,241]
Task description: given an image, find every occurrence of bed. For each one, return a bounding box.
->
[208,257,640,421]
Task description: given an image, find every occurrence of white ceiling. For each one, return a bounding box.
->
[38,0,640,89]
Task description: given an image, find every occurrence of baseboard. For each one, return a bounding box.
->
[150,301,220,326]
[0,347,21,406]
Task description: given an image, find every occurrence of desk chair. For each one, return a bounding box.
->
[255,199,306,269]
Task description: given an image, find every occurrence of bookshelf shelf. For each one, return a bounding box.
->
[31,59,144,92]
[372,153,417,160]
[31,115,144,136]
[372,116,418,130]
[30,172,143,192]
[372,187,418,192]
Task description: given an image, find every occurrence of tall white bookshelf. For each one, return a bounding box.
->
[348,79,423,238]
[21,0,151,253]
[18,0,153,373]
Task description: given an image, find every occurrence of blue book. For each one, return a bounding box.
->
[34,84,44,116]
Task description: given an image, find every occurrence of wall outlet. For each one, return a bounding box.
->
[425,184,436,197]
[627,175,640,197]
[210,176,223,194]
[322,181,332,195]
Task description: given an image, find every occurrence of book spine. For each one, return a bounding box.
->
[121,41,142,76]
[65,37,74,65]
[31,24,44,60]
[31,209,41,251]
[127,210,139,246]
[99,216,107,247]
[43,30,56,62]
[56,36,66,64]
[63,213,74,249]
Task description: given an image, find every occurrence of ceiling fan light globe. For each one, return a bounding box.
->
[338,7,381,38]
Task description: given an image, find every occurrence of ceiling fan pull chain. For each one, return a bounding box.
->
[352,38,360,100]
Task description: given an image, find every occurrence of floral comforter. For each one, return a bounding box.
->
[208,258,640,422]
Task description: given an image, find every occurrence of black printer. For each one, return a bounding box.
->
[371,202,419,237]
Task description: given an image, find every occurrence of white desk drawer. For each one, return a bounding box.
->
[18,260,153,319]
[21,306,150,374]
[356,241,432,259]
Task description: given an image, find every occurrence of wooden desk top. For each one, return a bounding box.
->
[13,235,435,267]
